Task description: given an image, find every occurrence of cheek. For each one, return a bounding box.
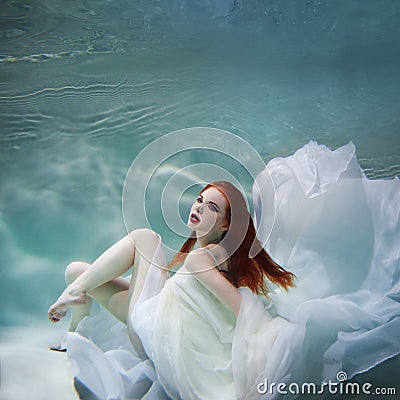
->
[201,211,219,224]
[216,213,225,223]
[209,213,223,227]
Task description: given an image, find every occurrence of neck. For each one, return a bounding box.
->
[196,231,222,248]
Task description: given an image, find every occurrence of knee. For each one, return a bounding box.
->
[129,228,161,247]
[65,261,89,285]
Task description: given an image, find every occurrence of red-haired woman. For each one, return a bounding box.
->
[48,181,303,399]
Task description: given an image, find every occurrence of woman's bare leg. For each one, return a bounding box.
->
[49,260,130,352]
[127,229,165,311]
[64,261,130,331]
[48,231,137,322]
[48,229,166,340]
[126,230,168,352]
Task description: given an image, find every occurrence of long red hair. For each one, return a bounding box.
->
[167,181,295,296]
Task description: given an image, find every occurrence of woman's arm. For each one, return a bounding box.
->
[184,249,242,319]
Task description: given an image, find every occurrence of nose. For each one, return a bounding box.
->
[195,204,205,214]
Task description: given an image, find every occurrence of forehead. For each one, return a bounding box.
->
[200,187,227,209]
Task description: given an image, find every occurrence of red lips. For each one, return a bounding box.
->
[190,213,200,223]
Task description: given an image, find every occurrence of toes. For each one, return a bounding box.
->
[48,312,59,322]
[48,307,67,322]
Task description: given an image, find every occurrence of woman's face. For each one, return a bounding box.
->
[187,187,228,235]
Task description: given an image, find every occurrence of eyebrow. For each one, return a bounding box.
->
[199,194,221,210]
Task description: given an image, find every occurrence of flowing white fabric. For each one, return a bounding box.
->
[253,140,400,384]
[65,141,400,399]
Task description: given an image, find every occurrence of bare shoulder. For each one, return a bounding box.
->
[186,244,229,273]
[185,248,214,273]
[203,243,229,265]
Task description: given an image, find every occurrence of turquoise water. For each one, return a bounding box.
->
[1,0,400,327]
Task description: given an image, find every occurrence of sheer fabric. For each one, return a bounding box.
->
[66,141,400,399]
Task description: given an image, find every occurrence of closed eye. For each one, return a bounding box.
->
[208,204,218,212]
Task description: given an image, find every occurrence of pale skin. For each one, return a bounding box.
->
[48,187,243,350]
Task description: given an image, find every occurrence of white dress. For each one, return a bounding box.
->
[65,141,400,400]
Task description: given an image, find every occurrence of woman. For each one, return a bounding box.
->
[49,141,400,399]
[48,181,303,400]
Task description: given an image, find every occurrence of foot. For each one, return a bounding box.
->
[49,343,67,352]
[49,335,67,352]
[48,287,86,323]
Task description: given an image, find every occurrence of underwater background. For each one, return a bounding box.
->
[0,1,399,398]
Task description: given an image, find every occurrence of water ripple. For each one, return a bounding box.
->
[0,82,133,101]
[359,157,400,179]
[0,76,193,150]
